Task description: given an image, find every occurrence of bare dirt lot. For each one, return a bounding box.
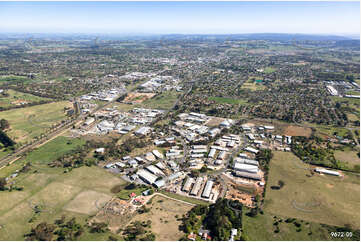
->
[205,116,227,127]
[283,125,312,137]
[92,198,136,233]
[123,92,156,104]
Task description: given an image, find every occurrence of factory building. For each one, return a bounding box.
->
[202,180,214,198]
[137,169,158,184]
[208,148,216,158]
[190,177,203,196]
[182,177,195,192]
[145,165,165,176]
[233,157,259,166]
[233,163,259,173]
[233,171,262,180]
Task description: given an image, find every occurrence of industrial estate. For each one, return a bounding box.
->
[0,3,360,242]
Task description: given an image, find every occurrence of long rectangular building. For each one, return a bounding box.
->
[182,177,195,192]
[202,180,214,198]
[233,171,262,180]
[233,163,259,173]
[218,151,227,160]
[145,165,165,176]
[208,148,216,158]
[137,169,158,184]
[234,157,259,166]
[190,177,203,196]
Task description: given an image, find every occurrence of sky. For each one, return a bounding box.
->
[0,1,359,35]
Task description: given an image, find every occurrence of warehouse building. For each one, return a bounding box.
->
[208,148,216,158]
[233,163,259,173]
[152,149,164,159]
[245,147,259,154]
[217,151,227,160]
[233,171,262,180]
[202,180,214,198]
[145,165,165,176]
[182,177,195,192]
[233,157,259,166]
[190,177,203,196]
[137,169,158,184]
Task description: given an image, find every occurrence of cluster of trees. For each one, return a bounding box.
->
[122,220,155,241]
[25,216,85,241]
[291,136,341,170]
[181,199,243,241]
[0,99,53,112]
[256,149,273,172]
[0,130,15,148]
[0,118,15,148]
[0,177,6,191]
[0,119,10,130]
[105,137,149,159]
[48,140,100,169]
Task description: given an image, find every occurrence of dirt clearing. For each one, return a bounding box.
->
[123,92,156,104]
[283,125,312,137]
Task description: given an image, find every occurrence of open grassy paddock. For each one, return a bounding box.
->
[0,135,125,240]
[264,151,360,229]
[0,101,72,144]
[242,208,356,241]
[140,91,180,110]
[0,75,33,83]
[126,194,194,241]
[0,89,51,109]
[334,147,360,167]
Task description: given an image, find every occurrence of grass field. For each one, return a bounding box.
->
[0,89,51,109]
[241,80,266,91]
[209,96,248,105]
[334,149,360,166]
[0,136,84,178]
[242,208,355,241]
[264,151,360,229]
[0,76,33,83]
[127,195,194,241]
[141,91,179,110]
[331,96,360,114]
[0,101,72,144]
[117,186,148,200]
[23,136,85,165]
[305,123,351,138]
[0,135,125,240]
[264,67,276,73]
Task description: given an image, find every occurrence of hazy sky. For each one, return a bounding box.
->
[0,1,359,35]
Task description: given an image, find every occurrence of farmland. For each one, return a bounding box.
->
[264,151,360,229]
[0,101,72,144]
